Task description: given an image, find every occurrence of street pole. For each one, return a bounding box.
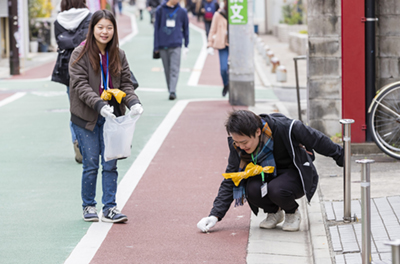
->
[356,159,374,264]
[8,0,20,75]
[228,0,255,106]
[340,119,355,222]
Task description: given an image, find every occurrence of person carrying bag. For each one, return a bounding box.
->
[69,9,143,223]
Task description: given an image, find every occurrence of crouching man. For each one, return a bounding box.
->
[197,110,344,232]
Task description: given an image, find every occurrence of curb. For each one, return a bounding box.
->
[308,189,334,264]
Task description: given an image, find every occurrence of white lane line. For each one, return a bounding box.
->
[64,99,192,264]
[0,92,26,107]
[187,23,207,86]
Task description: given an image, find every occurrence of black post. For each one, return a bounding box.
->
[365,0,376,141]
[8,0,20,75]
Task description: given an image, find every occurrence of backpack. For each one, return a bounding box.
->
[204,0,217,21]
[51,13,91,86]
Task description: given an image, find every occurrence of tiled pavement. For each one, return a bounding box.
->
[324,197,400,263]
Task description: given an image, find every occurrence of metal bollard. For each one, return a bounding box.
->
[271,57,280,73]
[384,239,400,264]
[276,65,287,82]
[340,119,355,222]
[356,159,375,264]
[293,55,306,122]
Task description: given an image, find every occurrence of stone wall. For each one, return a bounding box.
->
[376,2,400,89]
[307,0,342,136]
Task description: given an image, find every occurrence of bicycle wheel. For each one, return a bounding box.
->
[368,83,400,159]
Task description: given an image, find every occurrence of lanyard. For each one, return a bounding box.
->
[251,148,265,182]
[99,52,109,90]
[164,6,179,19]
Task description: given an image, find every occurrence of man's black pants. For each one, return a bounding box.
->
[246,168,304,214]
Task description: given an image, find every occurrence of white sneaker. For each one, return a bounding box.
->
[282,209,301,231]
[259,209,284,229]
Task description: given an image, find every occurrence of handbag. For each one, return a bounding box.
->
[130,70,139,89]
[153,51,160,59]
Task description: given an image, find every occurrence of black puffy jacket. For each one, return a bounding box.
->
[51,13,91,86]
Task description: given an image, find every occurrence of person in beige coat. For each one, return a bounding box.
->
[207,0,229,96]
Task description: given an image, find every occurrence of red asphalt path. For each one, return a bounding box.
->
[91,101,250,263]
[190,15,224,87]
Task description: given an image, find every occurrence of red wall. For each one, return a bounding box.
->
[341,0,366,142]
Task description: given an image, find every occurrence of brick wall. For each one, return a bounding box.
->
[376,1,400,88]
[307,0,342,136]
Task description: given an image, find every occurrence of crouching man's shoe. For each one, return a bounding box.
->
[259,209,284,229]
[102,207,128,223]
[282,209,301,231]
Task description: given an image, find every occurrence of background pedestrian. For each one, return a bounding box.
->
[146,0,162,24]
[153,0,189,100]
[51,0,92,164]
[200,0,219,38]
[69,9,143,223]
[117,0,123,15]
[136,0,146,20]
[207,0,229,96]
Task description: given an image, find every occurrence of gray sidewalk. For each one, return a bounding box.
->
[253,33,400,264]
[0,52,57,79]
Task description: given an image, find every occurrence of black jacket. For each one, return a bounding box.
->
[146,0,162,8]
[51,13,91,86]
[209,113,344,220]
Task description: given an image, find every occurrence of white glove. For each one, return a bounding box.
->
[207,47,214,55]
[130,103,143,116]
[197,216,218,232]
[100,105,116,119]
[182,47,189,59]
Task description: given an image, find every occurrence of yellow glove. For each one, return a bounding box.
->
[222,163,274,186]
[101,89,126,104]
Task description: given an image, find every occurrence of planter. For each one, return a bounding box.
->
[30,41,39,53]
[289,32,308,55]
[274,24,307,43]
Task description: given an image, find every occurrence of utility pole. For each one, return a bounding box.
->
[228,0,255,106]
[8,0,20,75]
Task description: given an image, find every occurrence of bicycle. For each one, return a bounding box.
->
[368,81,400,159]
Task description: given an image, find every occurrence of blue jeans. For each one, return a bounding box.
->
[72,117,118,212]
[117,1,122,14]
[66,86,77,143]
[204,21,212,38]
[218,47,229,86]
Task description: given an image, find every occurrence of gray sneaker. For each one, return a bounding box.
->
[282,209,301,232]
[102,207,128,223]
[83,206,99,222]
[259,209,284,229]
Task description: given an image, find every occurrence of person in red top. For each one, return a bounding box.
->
[200,0,219,38]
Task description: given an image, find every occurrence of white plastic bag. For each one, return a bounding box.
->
[103,114,140,162]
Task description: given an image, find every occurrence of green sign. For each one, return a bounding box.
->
[228,0,248,25]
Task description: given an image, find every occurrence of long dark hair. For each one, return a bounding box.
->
[73,9,121,76]
[60,0,87,11]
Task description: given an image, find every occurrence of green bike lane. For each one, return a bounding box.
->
[0,8,277,264]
